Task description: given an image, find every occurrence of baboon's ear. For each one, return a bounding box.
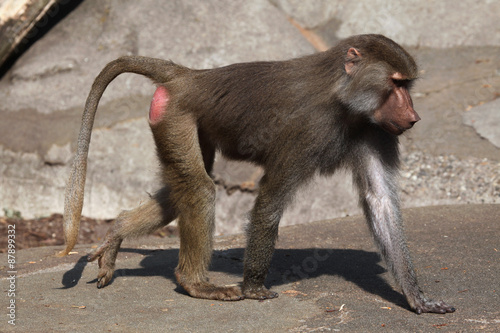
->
[345,47,362,74]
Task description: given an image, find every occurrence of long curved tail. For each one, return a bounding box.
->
[58,56,185,256]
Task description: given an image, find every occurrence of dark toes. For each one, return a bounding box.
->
[97,278,105,289]
[96,269,113,288]
[243,286,278,300]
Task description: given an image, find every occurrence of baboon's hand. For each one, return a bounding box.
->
[415,299,456,314]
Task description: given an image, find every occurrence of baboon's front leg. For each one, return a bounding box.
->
[354,154,455,314]
[242,173,302,300]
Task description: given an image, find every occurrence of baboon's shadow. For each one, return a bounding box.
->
[61,246,408,310]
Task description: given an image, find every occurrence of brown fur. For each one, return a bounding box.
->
[61,34,454,313]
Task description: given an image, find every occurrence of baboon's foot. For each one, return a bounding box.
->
[242,285,279,300]
[414,298,456,314]
[175,271,244,301]
[88,237,121,288]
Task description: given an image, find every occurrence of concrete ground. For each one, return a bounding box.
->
[1,204,499,332]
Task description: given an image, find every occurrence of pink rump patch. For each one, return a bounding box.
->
[149,86,169,124]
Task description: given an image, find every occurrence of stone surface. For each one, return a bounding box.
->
[0,0,314,222]
[0,0,499,235]
[273,0,500,48]
[463,98,500,149]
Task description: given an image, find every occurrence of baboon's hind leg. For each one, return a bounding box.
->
[153,113,243,301]
[88,187,177,288]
